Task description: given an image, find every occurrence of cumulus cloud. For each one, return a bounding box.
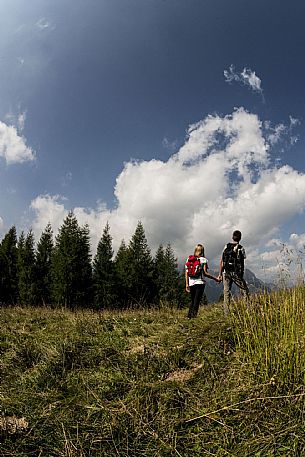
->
[30,195,68,234]
[0,120,35,164]
[224,65,263,95]
[30,108,305,279]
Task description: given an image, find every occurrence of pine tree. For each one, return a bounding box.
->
[154,244,165,302]
[51,212,93,307]
[114,239,131,307]
[162,243,180,305]
[77,223,93,306]
[16,231,25,303]
[127,221,156,307]
[154,243,180,306]
[93,222,115,308]
[0,226,18,304]
[17,230,37,305]
[36,223,54,305]
[177,270,189,308]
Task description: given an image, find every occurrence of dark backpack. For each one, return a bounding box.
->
[222,243,244,276]
[185,255,202,278]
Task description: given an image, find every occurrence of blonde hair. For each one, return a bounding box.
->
[194,244,204,257]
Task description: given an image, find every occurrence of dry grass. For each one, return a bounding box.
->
[0,416,28,434]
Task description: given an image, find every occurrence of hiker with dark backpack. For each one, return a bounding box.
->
[218,230,249,315]
[185,244,220,318]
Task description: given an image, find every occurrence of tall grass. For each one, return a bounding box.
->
[230,286,305,390]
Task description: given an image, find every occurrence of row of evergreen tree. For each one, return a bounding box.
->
[0,212,185,308]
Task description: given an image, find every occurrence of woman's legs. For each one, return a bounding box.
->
[188,284,205,318]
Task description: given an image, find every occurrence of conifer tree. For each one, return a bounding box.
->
[17,230,37,305]
[154,244,165,301]
[177,270,189,308]
[127,221,156,307]
[51,212,93,307]
[16,231,25,300]
[154,243,180,305]
[0,226,18,304]
[114,239,131,307]
[77,223,93,306]
[162,243,180,305]
[36,223,54,305]
[93,222,115,308]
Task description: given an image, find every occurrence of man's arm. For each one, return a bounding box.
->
[218,258,224,280]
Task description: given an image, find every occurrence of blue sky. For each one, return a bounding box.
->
[1,0,305,277]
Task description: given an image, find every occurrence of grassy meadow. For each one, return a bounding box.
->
[1,288,305,456]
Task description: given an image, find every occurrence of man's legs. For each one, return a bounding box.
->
[240,279,250,300]
[232,275,250,300]
[223,273,233,316]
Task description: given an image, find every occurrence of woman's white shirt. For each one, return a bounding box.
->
[187,256,208,286]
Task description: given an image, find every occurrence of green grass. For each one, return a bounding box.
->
[1,290,305,456]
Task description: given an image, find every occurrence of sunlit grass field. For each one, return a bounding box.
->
[1,288,305,456]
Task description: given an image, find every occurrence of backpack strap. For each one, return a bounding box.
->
[222,243,231,260]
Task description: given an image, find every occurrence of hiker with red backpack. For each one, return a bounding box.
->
[218,230,249,315]
[185,244,220,318]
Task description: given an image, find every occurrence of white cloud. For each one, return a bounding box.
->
[30,108,305,280]
[31,195,68,236]
[289,233,305,250]
[289,116,300,128]
[5,110,27,132]
[224,65,263,95]
[162,137,178,152]
[0,120,35,164]
[17,112,26,132]
[265,116,300,147]
[266,123,286,145]
[61,171,73,187]
[251,232,305,283]
[241,68,262,93]
[35,18,56,31]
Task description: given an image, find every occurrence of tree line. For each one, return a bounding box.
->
[0,212,186,308]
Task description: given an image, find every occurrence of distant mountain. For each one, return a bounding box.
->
[244,269,274,293]
[204,268,274,303]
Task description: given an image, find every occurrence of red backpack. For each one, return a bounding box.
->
[185,255,202,278]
